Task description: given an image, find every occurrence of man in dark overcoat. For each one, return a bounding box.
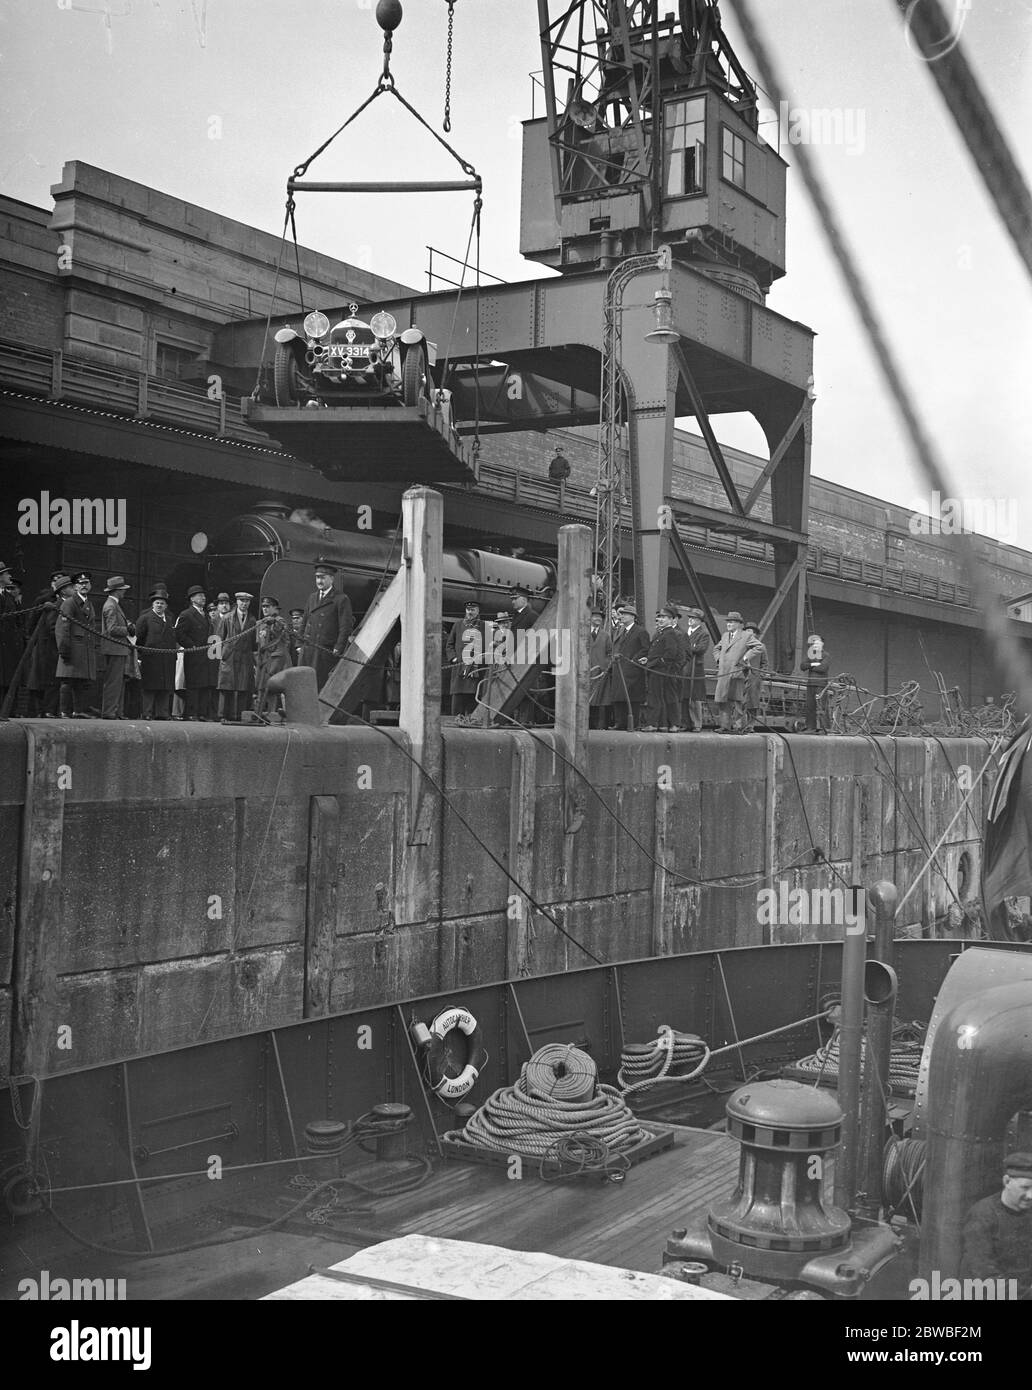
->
[609,603,650,731]
[135,591,178,720]
[0,560,25,712]
[26,571,71,717]
[680,607,712,732]
[300,559,354,689]
[587,607,612,731]
[641,605,684,731]
[217,592,257,722]
[509,585,541,726]
[56,571,98,718]
[176,584,215,721]
[446,600,488,717]
[802,634,830,733]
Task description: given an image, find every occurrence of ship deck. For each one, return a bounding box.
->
[0,1125,741,1302]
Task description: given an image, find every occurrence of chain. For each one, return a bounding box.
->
[443,0,455,133]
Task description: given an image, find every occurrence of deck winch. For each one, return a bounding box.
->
[665,1079,899,1297]
[708,1081,850,1276]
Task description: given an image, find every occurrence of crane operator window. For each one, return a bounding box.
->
[722,127,746,189]
[664,98,705,197]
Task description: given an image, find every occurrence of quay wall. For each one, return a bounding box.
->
[0,724,991,1085]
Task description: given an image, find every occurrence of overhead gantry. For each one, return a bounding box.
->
[225,257,813,673]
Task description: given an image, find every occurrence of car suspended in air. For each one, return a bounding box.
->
[272,304,435,409]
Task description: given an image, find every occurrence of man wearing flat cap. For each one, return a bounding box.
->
[217,591,257,721]
[961,1152,1032,1297]
[100,576,133,719]
[135,589,178,719]
[55,572,98,718]
[176,584,216,721]
[301,558,354,690]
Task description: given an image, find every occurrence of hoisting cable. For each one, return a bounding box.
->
[250,203,297,399]
[725,0,1032,722]
[890,0,1032,286]
[443,0,456,133]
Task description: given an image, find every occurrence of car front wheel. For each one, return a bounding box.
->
[401,345,428,407]
[274,342,300,407]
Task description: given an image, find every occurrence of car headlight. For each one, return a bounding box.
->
[370,311,397,340]
[304,311,330,340]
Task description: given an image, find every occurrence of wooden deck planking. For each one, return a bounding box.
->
[354,1129,740,1275]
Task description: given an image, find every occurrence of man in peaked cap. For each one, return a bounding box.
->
[300,557,353,691]
[100,576,133,719]
[26,573,73,717]
[446,600,488,718]
[961,1152,1032,1296]
[176,583,215,721]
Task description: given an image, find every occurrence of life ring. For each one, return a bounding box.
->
[415,1006,488,1101]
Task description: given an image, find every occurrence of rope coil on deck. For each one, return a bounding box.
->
[617,1027,711,1095]
[448,1044,648,1160]
[791,1021,924,1091]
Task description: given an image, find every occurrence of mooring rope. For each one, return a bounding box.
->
[449,1044,647,1159]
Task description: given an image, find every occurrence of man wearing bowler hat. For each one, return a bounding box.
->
[301,558,354,690]
[55,571,98,718]
[135,589,178,719]
[176,584,215,721]
[100,576,133,719]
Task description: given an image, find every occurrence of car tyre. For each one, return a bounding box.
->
[401,344,428,407]
[274,342,300,407]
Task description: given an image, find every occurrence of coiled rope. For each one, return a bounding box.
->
[449,1044,648,1160]
[791,1021,924,1092]
[618,1027,711,1095]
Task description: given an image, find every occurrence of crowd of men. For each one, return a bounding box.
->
[442,589,831,733]
[3,553,832,731]
[0,556,354,722]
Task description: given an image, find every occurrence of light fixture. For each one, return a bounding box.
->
[645,287,679,345]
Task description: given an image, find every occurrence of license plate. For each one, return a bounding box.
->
[331,344,369,359]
